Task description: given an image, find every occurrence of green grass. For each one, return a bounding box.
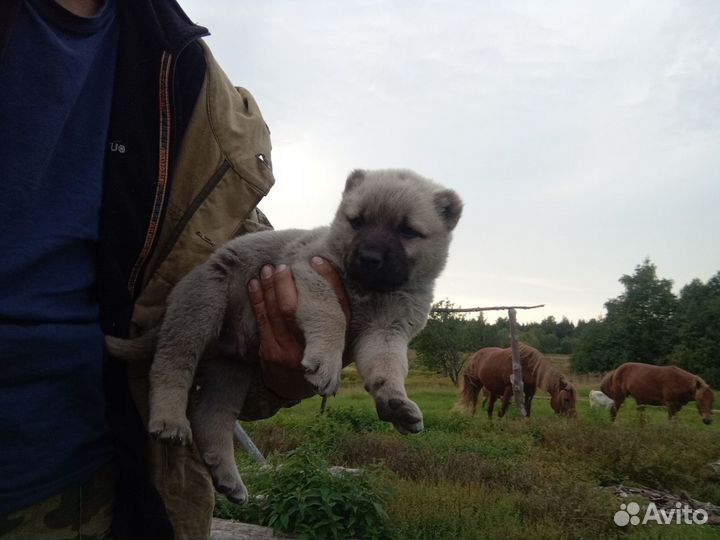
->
[218,369,720,540]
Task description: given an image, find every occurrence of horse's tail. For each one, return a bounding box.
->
[456,371,482,413]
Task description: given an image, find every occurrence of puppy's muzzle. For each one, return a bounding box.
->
[347,233,409,291]
[356,247,383,270]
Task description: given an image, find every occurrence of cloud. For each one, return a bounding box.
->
[183,0,720,321]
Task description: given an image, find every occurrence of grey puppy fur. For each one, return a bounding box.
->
[108,168,462,504]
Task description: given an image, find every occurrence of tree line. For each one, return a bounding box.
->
[411,259,720,386]
[571,259,719,386]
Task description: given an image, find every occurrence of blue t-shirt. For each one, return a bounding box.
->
[0,0,118,514]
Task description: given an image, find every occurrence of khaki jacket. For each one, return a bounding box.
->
[131,42,275,336]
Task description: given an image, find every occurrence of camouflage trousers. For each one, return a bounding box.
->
[0,463,114,540]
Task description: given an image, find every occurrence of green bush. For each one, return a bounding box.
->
[216,448,393,540]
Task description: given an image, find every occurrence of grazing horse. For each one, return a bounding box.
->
[608,362,715,425]
[458,344,577,418]
[600,369,615,399]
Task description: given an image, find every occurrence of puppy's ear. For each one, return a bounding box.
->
[434,189,463,231]
[344,169,366,194]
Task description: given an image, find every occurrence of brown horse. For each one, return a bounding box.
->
[458,344,577,418]
[600,369,615,399]
[607,362,715,424]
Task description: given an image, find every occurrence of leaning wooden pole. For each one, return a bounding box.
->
[320,395,328,415]
[508,308,527,418]
[233,421,266,464]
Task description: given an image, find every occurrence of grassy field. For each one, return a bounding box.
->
[216,363,720,540]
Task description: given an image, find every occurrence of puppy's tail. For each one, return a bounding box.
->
[105,327,159,361]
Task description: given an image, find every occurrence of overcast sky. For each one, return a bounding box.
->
[183,0,720,324]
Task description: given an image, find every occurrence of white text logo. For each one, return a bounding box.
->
[614,502,708,526]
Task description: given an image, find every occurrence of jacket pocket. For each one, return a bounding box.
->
[152,160,232,266]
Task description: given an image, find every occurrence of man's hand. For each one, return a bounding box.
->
[247,257,350,400]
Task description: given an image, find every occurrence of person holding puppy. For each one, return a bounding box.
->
[0,1,346,539]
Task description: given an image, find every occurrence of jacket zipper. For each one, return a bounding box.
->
[127,50,174,296]
[126,30,210,298]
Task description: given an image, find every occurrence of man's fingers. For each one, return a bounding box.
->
[260,265,303,367]
[248,277,279,354]
[272,264,299,326]
[311,256,351,323]
[259,265,288,340]
[250,260,344,373]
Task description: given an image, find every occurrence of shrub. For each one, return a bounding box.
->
[216,448,393,540]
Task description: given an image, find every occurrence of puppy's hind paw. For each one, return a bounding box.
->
[218,484,249,505]
[148,417,193,446]
[301,355,341,397]
[216,480,249,505]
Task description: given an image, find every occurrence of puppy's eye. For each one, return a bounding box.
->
[348,216,364,230]
[398,222,424,239]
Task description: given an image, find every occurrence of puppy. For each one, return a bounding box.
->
[108,168,462,503]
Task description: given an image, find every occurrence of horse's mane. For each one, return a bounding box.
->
[695,375,712,395]
[517,343,569,394]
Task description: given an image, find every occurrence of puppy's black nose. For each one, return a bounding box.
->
[703,418,712,425]
[357,248,383,270]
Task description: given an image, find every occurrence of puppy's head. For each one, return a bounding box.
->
[329,169,462,292]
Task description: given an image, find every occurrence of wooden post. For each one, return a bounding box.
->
[508,308,527,418]
[233,421,266,464]
[429,302,541,416]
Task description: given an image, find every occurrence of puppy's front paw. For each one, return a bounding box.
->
[301,354,341,396]
[149,416,193,446]
[376,397,424,434]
